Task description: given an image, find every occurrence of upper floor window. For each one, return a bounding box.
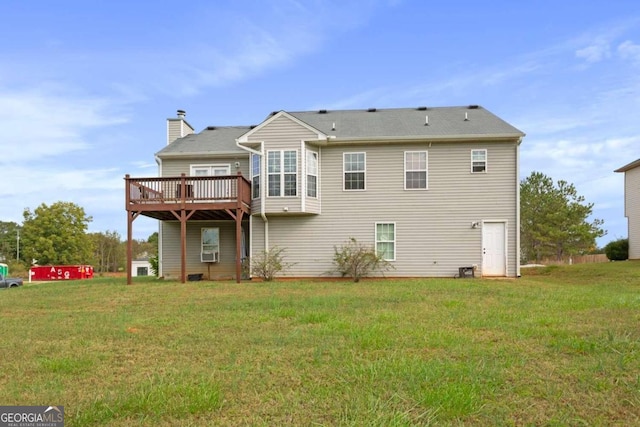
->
[251,154,260,199]
[344,152,366,191]
[268,150,297,197]
[375,222,396,261]
[471,149,487,173]
[191,164,230,176]
[307,150,318,198]
[405,151,428,189]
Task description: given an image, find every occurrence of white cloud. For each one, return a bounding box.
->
[575,41,611,63]
[0,86,129,163]
[617,40,640,64]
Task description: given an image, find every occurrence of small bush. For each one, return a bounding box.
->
[332,237,393,282]
[250,246,294,281]
[604,238,628,261]
[149,255,159,277]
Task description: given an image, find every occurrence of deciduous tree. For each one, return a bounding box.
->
[90,231,123,273]
[520,171,605,262]
[0,221,21,262]
[22,201,93,265]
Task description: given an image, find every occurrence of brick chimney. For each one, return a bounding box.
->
[166,109,195,145]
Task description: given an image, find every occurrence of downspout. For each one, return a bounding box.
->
[235,140,268,251]
[515,137,522,278]
[155,154,163,278]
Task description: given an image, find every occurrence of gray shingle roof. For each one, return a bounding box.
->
[287,106,524,139]
[156,126,251,158]
[158,106,524,158]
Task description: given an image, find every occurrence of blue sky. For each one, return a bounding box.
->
[1,0,639,246]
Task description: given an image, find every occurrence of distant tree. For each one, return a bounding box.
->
[520,172,605,262]
[0,221,21,263]
[21,201,93,265]
[147,232,158,249]
[89,231,123,273]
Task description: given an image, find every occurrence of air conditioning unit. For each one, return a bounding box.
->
[201,251,219,263]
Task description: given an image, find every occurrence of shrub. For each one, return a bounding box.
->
[331,237,393,282]
[250,247,294,281]
[149,255,159,277]
[604,238,628,261]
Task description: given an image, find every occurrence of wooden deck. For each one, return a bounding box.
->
[125,173,251,220]
[124,173,251,284]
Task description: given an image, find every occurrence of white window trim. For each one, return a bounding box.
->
[343,152,366,191]
[375,222,396,262]
[251,154,261,199]
[201,227,220,263]
[471,149,487,174]
[190,164,231,176]
[267,150,298,198]
[306,149,319,198]
[404,150,428,190]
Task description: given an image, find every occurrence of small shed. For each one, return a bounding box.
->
[132,258,152,277]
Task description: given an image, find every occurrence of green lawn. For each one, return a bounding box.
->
[1,262,639,426]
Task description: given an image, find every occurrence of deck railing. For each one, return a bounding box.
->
[125,173,251,207]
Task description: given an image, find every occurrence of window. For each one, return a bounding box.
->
[268,150,297,197]
[376,223,396,261]
[191,164,230,176]
[405,151,427,189]
[344,152,365,190]
[471,149,487,173]
[307,150,318,197]
[251,154,260,199]
[201,228,220,262]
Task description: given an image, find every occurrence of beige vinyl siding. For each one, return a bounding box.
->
[161,221,248,280]
[248,115,320,215]
[161,156,250,178]
[167,119,194,145]
[251,140,518,278]
[625,167,640,259]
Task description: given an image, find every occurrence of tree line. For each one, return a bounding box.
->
[0,201,156,274]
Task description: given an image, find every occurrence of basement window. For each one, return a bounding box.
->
[201,228,220,262]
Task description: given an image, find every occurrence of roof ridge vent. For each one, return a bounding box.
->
[318,109,328,114]
[206,126,216,130]
[367,108,377,112]
[468,105,479,109]
[417,106,427,111]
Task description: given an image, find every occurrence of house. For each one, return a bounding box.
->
[125,106,525,284]
[131,257,152,277]
[614,159,640,259]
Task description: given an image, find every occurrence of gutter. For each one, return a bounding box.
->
[314,133,526,146]
[235,139,269,252]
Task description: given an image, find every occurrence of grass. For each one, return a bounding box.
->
[0,262,639,426]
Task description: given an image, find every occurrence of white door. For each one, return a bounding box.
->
[191,165,231,199]
[482,222,506,276]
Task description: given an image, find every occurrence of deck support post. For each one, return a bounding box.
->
[235,209,244,283]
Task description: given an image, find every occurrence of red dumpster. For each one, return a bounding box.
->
[30,265,94,281]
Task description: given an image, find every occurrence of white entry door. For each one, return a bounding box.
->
[191,165,231,199]
[482,222,506,276]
